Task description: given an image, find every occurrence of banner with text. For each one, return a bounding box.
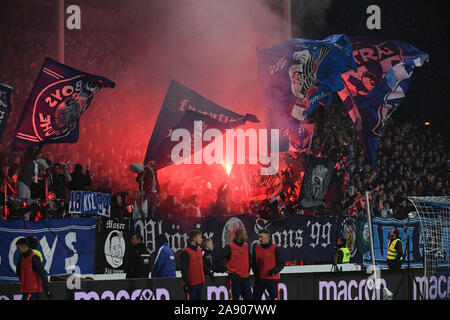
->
[95,214,372,273]
[0,218,96,283]
[69,191,111,216]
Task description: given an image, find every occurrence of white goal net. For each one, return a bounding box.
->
[408,197,450,287]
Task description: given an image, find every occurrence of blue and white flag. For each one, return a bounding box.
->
[69,191,111,216]
[338,37,429,170]
[13,58,114,151]
[257,34,356,151]
[0,83,13,141]
[0,217,96,283]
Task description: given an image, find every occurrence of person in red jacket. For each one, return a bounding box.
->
[218,228,252,300]
[180,230,205,300]
[252,229,284,300]
[15,238,51,300]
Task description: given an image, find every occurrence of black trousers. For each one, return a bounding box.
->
[387,260,402,270]
[253,279,280,300]
[229,275,252,300]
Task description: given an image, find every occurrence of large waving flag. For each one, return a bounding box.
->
[144,80,259,169]
[0,83,13,141]
[338,37,429,170]
[257,34,357,151]
[13,58,114,151]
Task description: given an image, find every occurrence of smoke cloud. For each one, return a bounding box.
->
[51,0,289,195]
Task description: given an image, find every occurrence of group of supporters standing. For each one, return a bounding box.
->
[180,228,284,300]
[102,226,285,300]
[15,226,404,300]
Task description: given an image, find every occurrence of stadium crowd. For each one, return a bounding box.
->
[0,11,448,221]
[1,98,448,220]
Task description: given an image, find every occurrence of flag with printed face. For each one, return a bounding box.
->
[300,155,335,208]
[13,58,114,151]
[257,34,357,152]
[338,36,429,170]
[144,80,259,170]
[0,83,13,141]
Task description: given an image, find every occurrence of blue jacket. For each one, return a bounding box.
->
[152,242,176,278]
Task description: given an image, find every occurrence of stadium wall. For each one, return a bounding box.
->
[1,269,445,300]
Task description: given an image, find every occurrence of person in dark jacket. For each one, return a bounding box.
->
[17,148,42,199]
[180,230,204,300]
[49,162,71,201]
[138,160,161,217]
[68,164,92,191]
[16,238,51,300]
[110,193,129,219]
[252,229,284,300]
[125,233,151,279]
[152,234,176,278]
[217,228,252,300]
[202,238,215,282]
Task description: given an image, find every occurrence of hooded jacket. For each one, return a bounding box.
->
[152,242,176,278]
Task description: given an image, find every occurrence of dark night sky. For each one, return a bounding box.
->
[292,0,450,140]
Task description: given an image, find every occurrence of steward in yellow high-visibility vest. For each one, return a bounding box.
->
[386,229,403,270]
[32,249,43,263]
[335,238,351,264]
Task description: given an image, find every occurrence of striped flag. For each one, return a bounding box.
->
[338,37,428,170]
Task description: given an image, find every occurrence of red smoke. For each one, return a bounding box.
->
[39,1,288,203]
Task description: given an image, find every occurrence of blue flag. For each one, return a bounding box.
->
[257,34,357,151]
[144,80,259,169]
[0,217,96,283]
[338,37,429,170]
[69,191,111,216]
[0,83,13,141]
[13,58,114,151]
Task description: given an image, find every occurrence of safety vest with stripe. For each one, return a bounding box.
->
[387,238,403,261]
[339,247,351,263]
[32,249,43,263]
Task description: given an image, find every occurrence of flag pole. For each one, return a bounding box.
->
[365,190,380,300]
[3,166,8,220]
